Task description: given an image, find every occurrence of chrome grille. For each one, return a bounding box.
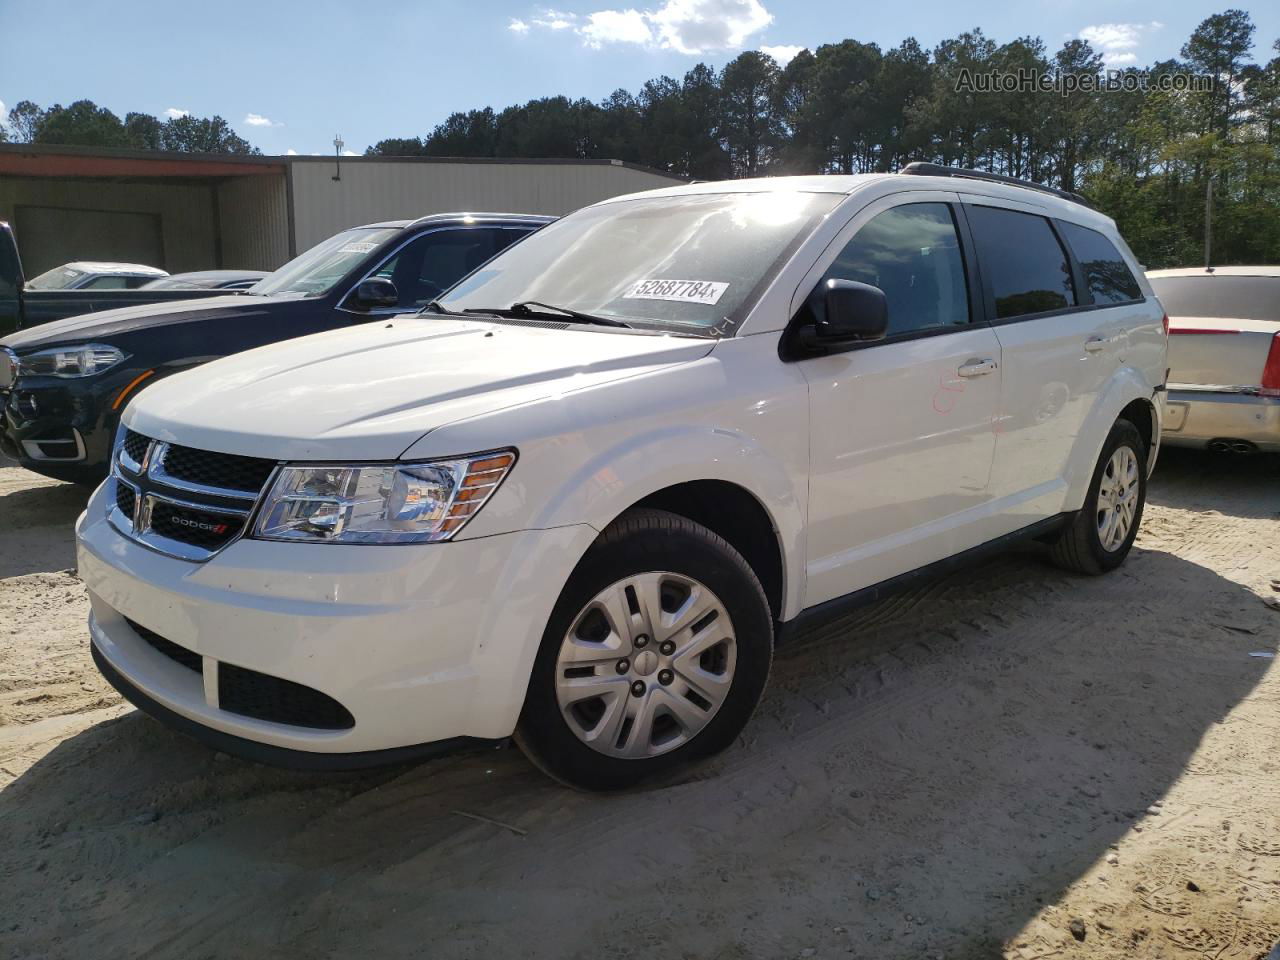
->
[115,480,137,520]
[122,429,149,465]
[108,430,277,562]
[162,442,277,493]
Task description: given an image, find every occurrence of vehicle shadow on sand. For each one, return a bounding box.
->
[0,470,91,578]
[3,524,1275,957]
[1150,447,1280,518]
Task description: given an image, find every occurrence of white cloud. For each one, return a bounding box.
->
[533,8,577,29]
[650,0,771,54]
[1079,21,1163,66]
[581,9,652,47]
[285,148,298,155]
[244,112,281,127]
[515,0,772,54]
[760,43,803,66]
[164,107,189,119]
[0,99,7,132]
[342,149,358,156]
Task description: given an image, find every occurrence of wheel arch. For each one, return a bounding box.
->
[1063,369,1161,510]
[619,480,787,626]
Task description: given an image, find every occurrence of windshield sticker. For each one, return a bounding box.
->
[337,242,378,255]
[623,279,728,305]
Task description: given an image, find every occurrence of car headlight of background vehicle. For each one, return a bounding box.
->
[252,451,516,544]
[17,344,127,378]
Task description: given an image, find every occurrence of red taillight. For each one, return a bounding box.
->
[1161,311,1169,336]
[1261,332,1280,397]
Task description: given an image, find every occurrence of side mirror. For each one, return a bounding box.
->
[348,277,400,310]
[804,279,888,350]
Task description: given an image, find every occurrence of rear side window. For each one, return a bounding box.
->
[81,275,132,290]
[966,206,1076,320]
[815,202,970,337]
[1058,222,1141,305]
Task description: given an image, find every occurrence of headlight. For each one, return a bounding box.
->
[252,451,516,544]
[18,344,127,378]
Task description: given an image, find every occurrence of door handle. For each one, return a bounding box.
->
[1084,336,1109,353]
[957,358,997,378]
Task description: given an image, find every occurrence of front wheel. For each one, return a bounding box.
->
[1050,418,1148,575]
[515,509,773,791]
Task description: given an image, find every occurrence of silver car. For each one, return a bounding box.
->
[1148,267,1280,453]
[26,261,168,291]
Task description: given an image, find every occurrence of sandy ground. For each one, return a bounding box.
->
[1,450,1278,960]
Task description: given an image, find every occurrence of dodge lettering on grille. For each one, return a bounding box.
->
[171,516,231,535]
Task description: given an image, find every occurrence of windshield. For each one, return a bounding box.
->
[252,226,400,298]
[1150,275,1280,323]
[437,191,841,335]
[27,265,86,290]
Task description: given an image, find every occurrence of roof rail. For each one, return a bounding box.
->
[899,162,1093,208]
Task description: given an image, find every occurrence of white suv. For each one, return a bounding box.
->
[77,168,1167,790]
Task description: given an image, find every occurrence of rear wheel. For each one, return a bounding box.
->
[515,509,773,791]
[1050,419,1147,575]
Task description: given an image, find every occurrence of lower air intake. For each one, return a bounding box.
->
[218,662,355,730]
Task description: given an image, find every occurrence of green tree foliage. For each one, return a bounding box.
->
[4,100,259,154]
[4,10,1277,267]
[370,9,1278,267]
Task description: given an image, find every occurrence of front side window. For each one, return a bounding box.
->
[437,191,842,336]
[252,226,401,298]
[967,205,1077,320]
[813,202,970,336]
[372,228,521,309]
[1058,222,1141,305]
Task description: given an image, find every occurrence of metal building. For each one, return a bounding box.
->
[0,144,684,276]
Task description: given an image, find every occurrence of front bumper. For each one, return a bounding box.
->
[1161,389,1280,451]
[0,371,130,477]
[77,482,597,760]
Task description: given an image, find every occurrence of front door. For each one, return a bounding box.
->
[798,197,1003,606]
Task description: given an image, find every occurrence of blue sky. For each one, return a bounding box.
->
[1,0,1275,156]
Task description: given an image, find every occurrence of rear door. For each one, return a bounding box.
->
[965,202,1139,511]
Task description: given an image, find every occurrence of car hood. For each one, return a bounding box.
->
[1,295,270,350]
[125,318,715,460]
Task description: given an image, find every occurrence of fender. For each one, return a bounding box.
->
[1062,365,1161,510]
[407,346,813,619]
[530,424,806,620]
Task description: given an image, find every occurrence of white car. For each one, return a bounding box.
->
[1147,266,1280,453]
[26,261,168,290]
[77,167,1167,790]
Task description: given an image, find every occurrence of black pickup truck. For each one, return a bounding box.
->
[0,213,552,482]
[0,222,220,335]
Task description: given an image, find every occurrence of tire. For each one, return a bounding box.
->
[515,508,773,791]
[1050,418,1148,575]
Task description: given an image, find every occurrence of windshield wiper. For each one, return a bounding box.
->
[512,301,632,328]
[458,301,632,329]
